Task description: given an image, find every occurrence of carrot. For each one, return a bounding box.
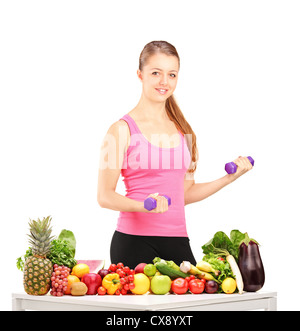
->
[212,247,244,294]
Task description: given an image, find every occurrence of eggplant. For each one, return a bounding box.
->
[238,240,265,292]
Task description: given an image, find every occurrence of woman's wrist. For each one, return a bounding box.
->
[224,173,236,185]
[133,200,146,212]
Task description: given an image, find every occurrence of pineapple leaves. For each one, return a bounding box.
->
[27,216,55,256]
[17,216,77,271]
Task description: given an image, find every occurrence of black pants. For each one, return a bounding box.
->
[110,230,196,269]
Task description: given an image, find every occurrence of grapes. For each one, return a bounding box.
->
[50,264,70,296]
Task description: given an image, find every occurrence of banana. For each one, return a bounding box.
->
[196,261,220,276]
[188,264,202,276]
[196,261,214,273]
[197,270,220,284]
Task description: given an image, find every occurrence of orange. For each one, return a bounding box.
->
[71,263,90,279]
[65,275,80,295]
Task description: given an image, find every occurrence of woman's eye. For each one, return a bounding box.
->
[152,72,176,78]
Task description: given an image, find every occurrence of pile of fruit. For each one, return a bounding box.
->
[17,217,264,297]
[32,259,236,297]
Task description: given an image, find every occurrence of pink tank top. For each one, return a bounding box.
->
[116,114,191,237]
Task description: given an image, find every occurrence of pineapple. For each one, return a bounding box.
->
[23,216,54,295]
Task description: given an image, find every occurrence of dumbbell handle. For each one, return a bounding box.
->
[144,195,171,211]
[225,156,255,174]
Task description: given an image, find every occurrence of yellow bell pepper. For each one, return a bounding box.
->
[102,273,121,295]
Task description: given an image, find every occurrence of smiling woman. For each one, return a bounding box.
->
[97,40,253,269]
[136,41,198,170]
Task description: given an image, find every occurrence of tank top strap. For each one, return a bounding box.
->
[119,114,141,136]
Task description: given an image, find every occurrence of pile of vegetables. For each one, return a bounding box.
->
[201,229,265,293]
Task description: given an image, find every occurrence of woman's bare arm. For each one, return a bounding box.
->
[97,120,145,212]
[184,156,253,205]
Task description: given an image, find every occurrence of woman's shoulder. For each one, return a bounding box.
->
[106,116,131,140]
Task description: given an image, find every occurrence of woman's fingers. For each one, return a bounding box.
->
[156,195,169,213]
[148,192,159,199]
[233,156,253,176]
[147,193,169,213]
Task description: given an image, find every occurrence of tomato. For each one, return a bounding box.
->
[217,257,224,261]
[128,282,135,290]
[128,274,134,282]
[116,269,126,278]
[109,264,117,272]
[121,288,127,295]
[97,286,107,295]
[188,279,205,294]
[128,269,135,275]
[171,278,189,295]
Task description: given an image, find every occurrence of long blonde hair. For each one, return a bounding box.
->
[139,40,198,173]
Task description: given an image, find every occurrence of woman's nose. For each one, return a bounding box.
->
[160,74,168,85]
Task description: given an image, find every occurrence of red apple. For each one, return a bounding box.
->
[81,273,102,295]
[134,263,147,274]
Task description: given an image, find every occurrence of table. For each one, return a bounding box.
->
[12,291,277,311]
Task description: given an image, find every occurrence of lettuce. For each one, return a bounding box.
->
[48,239,77,268]
[202,229,247,262]
[203,253,234,283]
[58,229,76,258]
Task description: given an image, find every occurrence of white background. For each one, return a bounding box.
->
[1,0,299,311]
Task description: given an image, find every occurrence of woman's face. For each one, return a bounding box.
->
[138,53,179,102]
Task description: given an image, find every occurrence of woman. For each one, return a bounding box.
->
[97,40,252,269]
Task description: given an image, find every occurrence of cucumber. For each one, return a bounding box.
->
[155,262,190,279]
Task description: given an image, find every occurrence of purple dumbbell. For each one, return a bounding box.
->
[144,195,171,211]
[225,156,254,174]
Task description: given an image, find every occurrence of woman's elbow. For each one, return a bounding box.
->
[97,193,107,208]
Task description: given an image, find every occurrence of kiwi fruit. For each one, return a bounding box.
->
[70,282,88,296]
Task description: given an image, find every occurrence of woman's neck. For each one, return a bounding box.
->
[131,94,169,121]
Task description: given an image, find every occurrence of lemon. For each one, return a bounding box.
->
[131,273,150,295]
[222,277,237,294]
[71,263,90,279]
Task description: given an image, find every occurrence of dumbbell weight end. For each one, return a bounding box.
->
[225,156,254,174]
[144,195,171,211]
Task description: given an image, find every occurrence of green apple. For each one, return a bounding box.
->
[150,275,171,295]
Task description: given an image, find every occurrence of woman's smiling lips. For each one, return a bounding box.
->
[155,88,169,95]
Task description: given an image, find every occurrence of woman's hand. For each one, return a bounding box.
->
[145,193,169,213]
[227,156,253,182]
